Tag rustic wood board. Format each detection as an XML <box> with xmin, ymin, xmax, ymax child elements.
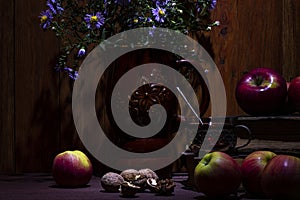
<box><xmin>237</xmin><ymin>139</ymin><xmax>300</xmax><ymax>157</ymax></box>
<box><xmin>0</xmin><ymin>0</ymin><xmax>15</xmax><ymax>173</ymax></box>
<box><xmin>14</xmin><ymin>0</ymin><xmax>60</xmax><ymax>172</ymax></box>
<box><xmin>234</xmin><ymin>115</ymin><xmax>300</xmax><ymax>141</ymax></box>
<box><xmin>210</xmin><ymin>0</ymin><xmax>300</xmax><ymax>116</ymax></box>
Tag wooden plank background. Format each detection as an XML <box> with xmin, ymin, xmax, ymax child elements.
<box><xmin>14</xmin><ymin>0</ymin><xmax>61</xmax><ymax>173</ymax></box>
<box><xmin>210</xmin><ymin>0</ymin><xmax>300</xmax><ymax>115</ymax></box>
<box><xmin>0</xmin><ymin>0</ymin><xmax>15</xmax><ymax>173</ymax></box>
<box><xmin>0</xmin><ymin>0</ymin><xmax>299</xmax><ymax>173</ymax></box>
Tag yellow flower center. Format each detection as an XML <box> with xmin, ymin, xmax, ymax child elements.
<box><xmin>40</xmin><ymin>15</ymin><xmax>48</xmax><ymax>23</ymax></box>
<box><xmin>90</xmin><ymin>16</ymin><xmax>98</xmax><ymax>23</ymax></box>
<box><xmin>133</xmin><ymin>18</ymin><xmax>138</xmax><ymax>23</ymax></box>
<box><xmin>159</xmin><ymin>9</ymin><xmax>165</xmax><ymax>16</ymax></box>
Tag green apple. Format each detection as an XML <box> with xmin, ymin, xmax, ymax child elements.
<box><xmin>194</xmin><ymin>151</ymin><xmax>242</xmax><ymax>197</ymax></box>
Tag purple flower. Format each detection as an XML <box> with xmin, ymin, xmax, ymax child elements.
<box><xmin>46</xmin><ymin>0</ymin><xmax>64</xmax><ymax>15</ymax></box>
<box><xmin>39</xmin><ymin>10</ymin><xmax>53</xmax><ymax>30</ymax></box>
<box><xmin>196</xmin><ymin>0</ymin><xmax>217</xmax><ymax>12</ymax></box>
<box><xmin>56</xmin><ymin>66</ymin><xmax>79</xmax><ymax>80</ymax></box>
<box><xmin>84</xmin><ymin>12</ymin><xmax>105</xmax><ymax>29</ymax></box>
<box><xmin>115</xmin><ymin>0</ymin><xmax>131</xmax><ymax>6</ymax></box>
<box><xmin>68</xmin><ymin>70</ymin><xmax>79</xmax><ymax>80</ymax></box>
<box><xmin>77</xmin><ymin>48</ymin><xmax>86</xmax><ymax>57</ymax></box>
<box><xmin>152</xmin><ymin>6</ymin><xmax>166</xmax><ymax>23</ymax></box>
<box><xmin>153</xmin><ymin>0</ymin><xmax>169</xmax><ymax>7</ymax></box>
<box><xmin>210</xmin><ymin>0</ymin><xmax>217</xmax><ymax>9</ymax></box>
<box><xmin>149</xmin><ymin>26</ymin><xmax>156</xmax><ymax>37</ymax></box>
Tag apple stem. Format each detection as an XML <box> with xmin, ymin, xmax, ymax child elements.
<box><xmin>203</xmin><ymin>154</ymin><xmax>212</xmax><ymax>165</ymax></box>
<box><xmin>255</xmin><ymin>76</ymin><xmax>264</xmax><ymax>86</ymax></box>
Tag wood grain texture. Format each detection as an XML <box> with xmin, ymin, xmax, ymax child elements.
<box><xmin>235</xmin><ymin>115</ymin><xmax>300</xmax><ymax>141</ymax></box>
<box><xmin>0</xmin><ymin>0</ymin><xmax>300</xmax><ymax>173</ymax></box>
<box><xmin>210</xmin><ymin>0</ymin><xmax>299</xmax><ymax>115</ymax></box>
<box><xmin>58</xmin><ymin>69</ymin><xmax>106</xmax><ymax>174</ymax></box>
<box><xmin>0</xmin><ymin>0</ymin><xmax>15</xmax><ymax>173</ymax></box>
<box><xmin>59</xmin><ymin>76</ymin><xmax>85</xmax><ymax>151</ymax></box>
<box><xmin>14</xmin><ymin>0</ymin><xmax>60</xmax><ymax>172</ymax></box>
<box><xmin>282</xmin><ymin>0</ymin><xmax>300</xmax><ymax>81</ymax></box>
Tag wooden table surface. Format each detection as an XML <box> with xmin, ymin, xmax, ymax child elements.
<box><xmin>0</xmin><ymin>173</ymin><xmax>273</xmax><ymax>200</ymax></box>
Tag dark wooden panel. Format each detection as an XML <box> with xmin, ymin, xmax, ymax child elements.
<box><xmin>235</xmin><ymin>115</ymin><xmax>300</xmax><ymax>141</ymax></box>
<box><xmin>0</xmin><ymin>0</ymin><xmax>15</xmax><ymax>173</ymax></box>
<box><xmin>59</xmin><ymin>76</ymin><xmax>111</xmax><ymax>175</ymax></box>
<box><xmin>210</xmin><ymin>0</ymin><xmax>297</xmax><ymax>116</ymax></box>
<box><xmin>210</xmin><ymin>0</ymin><xmax>240</xmax><ymax>116</ymax></box>
<box><xmin>59</xmin><ymin>76</ymin><xmax>84</xmax><ymax>151</ymax></box>
<box><xmin>14</xmin><ymin>0</ymin><xmax>60</xmax><ymax>172</ymax></box>
<box><xmin>282</xmin><ymin>0</ymin><xmax>300</xmax><ymax>80</ymax></box>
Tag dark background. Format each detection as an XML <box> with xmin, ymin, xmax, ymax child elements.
<box><xmin>0</xmin><ymin>0</ymin><xmax>299</xmax><ymax>174</ymax></box>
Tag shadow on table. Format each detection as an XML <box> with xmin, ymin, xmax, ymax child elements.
<box><xmin>49</xmin><ymin>184</ymin><xmax>91</xmax><ymax>189</ymax></box>
<box><xmin>193</xmin><ymin>195</ymin><xmax>241</xmax><ymax>200</ymax></box>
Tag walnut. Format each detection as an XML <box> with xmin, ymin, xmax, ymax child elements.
<box><xmin>120</xmin><ymin>169</ymin><xmax>146</xmax><ymax>190</ymax></box>
<box><xmin>120</xmin><ymin>169</ymin><xmax>140</xmax><ymax>182</ymax></box>
<box><xmin>100</xmin><ymin>172</ymin><xmax>124</xmax><ymax>192</ymax></box>
<box><xmin>139</xmin><ymin>168</ymin><xmax>159</xmax><ymax>180</ymax></box>
<box><xmin>119</xmin><ymin>181</ymin><xmax>140</xmax><ymax>197</ymax></box>
<box><xmin>147</xmin><ymin>178</ymin><xmax>176</xmax><ymax>195</ymax></box>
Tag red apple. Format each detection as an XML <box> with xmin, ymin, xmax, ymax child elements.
<box><xmin>261</xmin><ymin>154</ymin><xmax>300</xmax><ymax>199</ymax></box>
<box><xmin>240</xmin><ymin>151</ymin><xmax>277</xmax><ymax>196</ymax></box>
<box><xmin>235</xmin><ymin>68</ymin><xmax>287</xmax><ymax>115</ymax></box>
<box><xmin>52</xmin><ymin>150</ymin><xmax>93</xmax><ymax>187</ymax></box>
<box><xmin>194</xmin><ymin>151</ymin><xmax>242</xmax><ymax>198</ymax></box>
<box><xmin>288</xmin><ymin>76</ymin><xmax>300</xmax><ymax>112</ymax></box>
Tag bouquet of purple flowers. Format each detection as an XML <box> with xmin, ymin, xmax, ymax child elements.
<box><xmin>39</xmin><ymin>0</ymin><xmax>218</xmax><ymax>79</ymax></box>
